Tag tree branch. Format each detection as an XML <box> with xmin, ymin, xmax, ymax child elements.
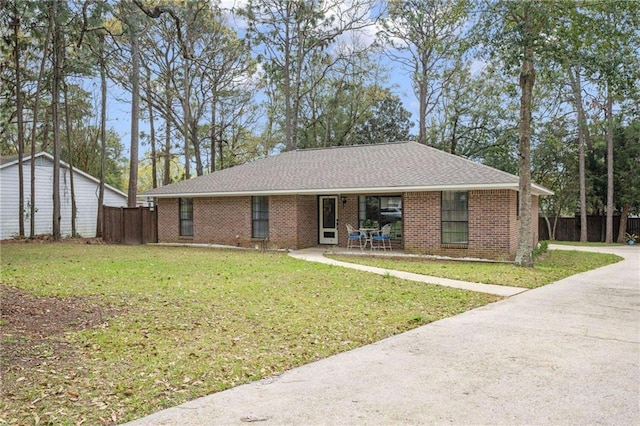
<box><xmin>131</xmin><ymin>0</ymin><xmax>192</xmax><ymax>59</ymax></box>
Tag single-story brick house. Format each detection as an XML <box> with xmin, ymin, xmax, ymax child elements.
<box><xmin>142</xmin><ymin>141</ymin><xmax>552</xmax><ymax>260</ymax></box>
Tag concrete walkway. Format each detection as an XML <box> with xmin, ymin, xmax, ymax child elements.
<box><xmin>289</xmin><ymin>247</ymin><xmax>526</xmax><ymax>297</ymax></box>
<box><xmin>125</xmin><ymin>244</ymin><xmax>639</xmax><ymax>425</ymax></box>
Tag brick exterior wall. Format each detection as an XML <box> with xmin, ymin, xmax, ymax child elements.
<box><xmin>197</xmin><ymin>197</ymin><xmax>251</xmax><ymax>246</ymax></box>
<box><xmin>402</xmin><ymin>190</ymin><xmax>521</xmax><ymax>260</ymax></box>
<box><xmin>157</xmin><ymin>195</ymin><xmax>320</xmax><ymax>250</ymax></box>
<box><xmin>403</xmin><ymin>191</ymin><xmax>441</xmax><ymax>253</ymax></box>
<box><xmin>469</xmin><ymin>190</ymin><xmax>517</xmax><ymax>261</ymax></box>
<box><xmin>296</xmin><ymin>195</ymin><xmax>318</xmax><ymax>249</ymax></box>
<box><xmin>156</xmin><ymin>190</ymin><xmax>535</xmax><ymax>260</ymax></box>
<box><xmin>339</xmin><ymin>195</ymin><xmax>360</xmax><ymax>247</ymax></box>
<box><xmin>531</xmin><ymin>195</ymin><xmax>539</xmax><ymax>244</ymax></box>
<box><xmin>157</xmin><ymin>198</ymin><xmax>180</xmax><ymax>242</ymax></box>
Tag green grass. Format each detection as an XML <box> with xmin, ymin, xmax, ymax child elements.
<box><xmin>0</xmin><ymin>244</ymin><xmax>499</xmax><ymax>425</ymax></box>
<box><xmin>328</xmin><ymin>249</ymin><xmax>621</xmax><ymax>288</ymax></box>
<box><xmin>548</xmin><ymin>240</ymin><xmax>625</xmax><ymax>247</ymax></box>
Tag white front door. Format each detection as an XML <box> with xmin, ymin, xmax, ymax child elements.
<box><xmin>319</xmin><ymin>196</ymin><xmax>338</xmax><ymax>244</ymax></box>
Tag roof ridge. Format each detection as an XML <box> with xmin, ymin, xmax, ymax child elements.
<box><xmin>294</xmin><ymin>141</ymin><xmax>410</xmax><ymax>152</ymax></box>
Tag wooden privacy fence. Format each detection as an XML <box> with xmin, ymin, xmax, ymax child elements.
<box><xmin>539</xmin><ymin>215</ymin><xmax>640</xmax><ymax>242</ymax></box>
<box><xmin>103</xmin><ymin>206</ymin><xmax>157</xmax><ymax>244</ymax></box>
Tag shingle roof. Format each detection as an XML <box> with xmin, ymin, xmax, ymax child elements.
<box><xmin>142</xmin><ymin>141</ymin><xmax>552</xmax><ymax>198</ymax></box>
<box><xmin>0</xmin><ymin>154</ymin><xmax>20</xmax><ymax>165</ymax></box>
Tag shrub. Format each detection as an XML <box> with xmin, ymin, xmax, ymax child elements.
<box><xmin>533</xmin><ymin>240</ymin><xmax>549</xmax><ymax>258</ymax></box>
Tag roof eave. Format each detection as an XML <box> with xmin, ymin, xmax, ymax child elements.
<box><xmin>1</xmin><ymin>152</ymin><xmax>128</xmax><ymax>199</ymax></box>
<box><xmin>140</xmin><ymin>182</ymin><xmax>555</xmax><ymax>199</ymax></box>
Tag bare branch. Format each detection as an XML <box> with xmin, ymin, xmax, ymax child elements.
<box><xmin>131</xmin><ymin>0</ymin><xmax>192</xmax><ymax>59</ymax></box>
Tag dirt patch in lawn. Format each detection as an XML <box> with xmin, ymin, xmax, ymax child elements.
<box><xmin>0</xmin><ymin>285</ymin><xmax>115</xmax><ymax>371</ymax></box>
<box><xmin>2</xmin><ymin>234</ymin><xmax>105</xmax><ymax>244</ymax></box>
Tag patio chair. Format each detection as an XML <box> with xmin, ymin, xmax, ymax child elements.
<box><xmin>371</xmin><ymin>223</ymin><xmax>392</xmax><ymax>251</ymax></box>
<box><xmin>346</xmin><ymin>224</ymin><xmax>365</xmax><ymax>249</ymax></box>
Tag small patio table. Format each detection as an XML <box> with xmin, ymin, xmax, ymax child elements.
<box><xmin>359</xmin><ymin>227</ymin><xmax>378</xmax><ymax>250</ymax></box>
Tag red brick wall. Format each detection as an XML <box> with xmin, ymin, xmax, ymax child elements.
<box><xmin>197</xmin><ymin>197</ymin><xmax>251</xmax><ymax>246</ymax></box>
<box><xmin>469</xmin><ymin>190</ymin><xmax>516</xmax><ymax>260</ymax></box>
<box><xmin>402</xmin><ymin>190</ymin><xmax>519</xmax><ymax>260</ymax></box>
<box><xmin>157</xmin><ymin>196</ymin><xmax>251</xmax><ymax>247</ymax></box>
<box><xmin>296</xmin><ymin>195</ymin><xmax>318</xmax><ymax>248</ymax></box>
<box><xmin>531</xmin><ymin>195</ymin><xmax>539</xmax><ymax>245</ymax></box>
<box><xmin>403</xmin><ymin>192</ymin><xmax>441</xmax><ymax>253</ymax></box>
<box><xmin>270</xmin><ymin>196</ymin><xmax>298</xmax><ymax>249</ymax></box>
<box><xmin>157</xmin><ymin>198</ymin><xmax>180</xmax><ymax>241</ymax></box>
<box><xmin>338</xmin><ymin>195</ymin><xmax>360</xmax><ymax>247</ymax></box>
<box><xmin>156</xmin><ymin>190</ymin><xmax>526</xmax><ymax>259</ymax></box>
<box><xmin>157</xmin><ymin>195</ymin><xmax>319</xmax><ymax>250</ymax></box>
<box><xmin>509</xmin><ymin>191</ymin><xmax>519</xmax><ymax>255</ymax></box>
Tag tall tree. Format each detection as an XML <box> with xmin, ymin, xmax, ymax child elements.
<box><xmin>564</xmin><ymin>65</ymin><xmax>591</xmax><ymax>241</ymax></box>
<box><xmin>63</xmin><ymin>82</ymin><xmax>78</xmax><ymax>236</ymax></box>
<box><xmin>126</xmin><ymin>1</ymin><xmax>140</xmax><ymax>206</ymax></box>
<box><xmin>49</xmin><ymin>0</ymin><xmax>63</xmax><ymax>240</ymax></box>
<box><xmin>555</xmin><ymin>1</ymin><xmax>640</xmax><ymax>241</ymax></box>
<box><xmin>379</xmin><ymin>0</ymin><xmax>471</xmax><ymax>144</ymax></box>
<box><xmin>352</xmin><ymin>88</ymin><xmax>414</xmax><ymax>145</ymax></box>
<box><xmin>479</xmin><ymin>0</ymin><xmax>551</xmax><ymax>267</ymax></box>
<box><xmin>96</xmin><ymin>31</ymin><xmax>108</xmax><ymax>237</ymax></box>
<box><xmin>28</xmin><ymin>15</ymin><xmax>51</xmax><ymax>238</ymax></box>
<box><xmin>238</xmin><ymin>0</ymin><xmax>376</xmax><ymax>151</ymax></box>
<box><xmin>10</xmin><ymin>3</ymin><xmax>25</xmax><ymax>237</ymax></box>
<box><xmin>426</xmin><ymin>62</ymin><xmax>520</xmax><ymax>167</ymax></box>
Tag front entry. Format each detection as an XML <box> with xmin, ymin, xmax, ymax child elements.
<box><xmin>319</xmin><ymin>196</ymin><xmax>338</xmax><ymax>244</ymax></box>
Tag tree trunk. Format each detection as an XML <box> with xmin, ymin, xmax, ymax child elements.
<box><xmin>218</xmin><ymin>123</ymin><xmax>225</xmax><ymax>170</ymax></box>
<box><xmin>51</xmin><ymin>0</ymin><xmax>62</xmax><ymax>240</ymax></box>
<box><xmin>418</xmin><ymin>54</ymin><xmax>428</xmax><ymax>145</ymax></box>
<box><xmin>191</xmin><ymin>118</ymin><xmax>202</xmax><ymax>176</ymax></box>
<box><xmin>552</xmin><ymin>213</ymin><xmax>560</xmax><ymax>241</ymax></box>
<box><xmin>567</xmin><ymin>66</ymin><xmax>589</xmax><ymax>242</ymax></box>
<box><xmin>210</xmin><ymin>94</ymin><xmax>216</xmax><ymax>172</ymax></box>
<box><xmin>616</xmin><ymin>204</ymin><xmax>629</xmax><ymax>243</ymax></box>
<box><xmin>29</xmin><ymin>26</ymin><xmax>49</xmax><ymax>238</ymax></box>
<box><xmin>12</xmin><ymin>8</ymin><xmax>25</xmax><ymax>237</ymax></box>
<box><xmin>64</xmin><ymin>82</ymin><xmax>77</xmax><ymax>237</ymax></box>
<box><xmin>163</xmin><ymin>79</ymin><xmax>172</xmax><ymax>186</ymax></box>
<box><xmin>182</xmin><ymin>59</ymin><xmax>191</xmax><ymax>180</ymax></box>
<box><xmin>283</xmin><ymin>8</ymin><xmax>294</xmax><ymax>151</ymax></box>
<box><xmin>127</xmin><ymin>5</ymin><xmax>140</xmax><ymax>207</ymax></box>
<box><xmin>605</xmin><ymin>86</ymin><xmax>614</xmax><ymax>243</ymax></box>
<box><xmin>514</xmin><ymin>21</ymin><xmax>535</xmax><ymax>267</ymax></box>
<box><xmin>147</xmin><ymin>68</ymin><xmax>158</xmax><ymax>189</ymax></box>
<box><xmin>543</xmin><ymin>214</ymin><xmax>552</xmax><ymax>241</ymax></box>
<box><xmin>96</xmin><ymin>33</ymin><xmax>107</xmax><ymax>237</ymax></box>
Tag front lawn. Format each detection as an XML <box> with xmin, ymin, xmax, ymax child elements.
<box><xmin>0</xmin><ymin>243</ymin><xmax>498</xmax><ymax>425</ymax></box>
<box><xmin>548</xmin><ymin>240</ymin><xmax>625</xmax><ymax>247</ymax></box>
<box><xmin>328</xmin><ymin>249</ymin><xmax>621</xmax><ymax>288</ymax></box>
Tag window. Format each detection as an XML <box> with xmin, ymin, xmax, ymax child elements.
<box><xmin>358</xmin><ymin>195</ymin><xmax>402</xmax><ymax>238</ymax></box>
<box><xmin>441</xmin><ymin>192</ymin><xmax>468</xmax><ymax>244</ymax></box>
<box><xmin>252</xmin><ymin>196</ymin><xmax>269</xmax><ymax>239</ymax></box>
<box><xmin>179</xmin><ymin>198</ymin><xmax>193</xmax><ymax>236</ymax></box>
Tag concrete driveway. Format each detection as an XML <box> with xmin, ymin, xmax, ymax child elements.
<box><xmin>125</xmin><ymin>245</ymin><xmax>639</xmax><ymax>425</ymax></box>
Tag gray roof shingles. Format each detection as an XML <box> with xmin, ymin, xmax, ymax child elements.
<box><xmin>143</xmin><ymin>141</ymin><xmax>551</xmax><ymax>197</ymax></box>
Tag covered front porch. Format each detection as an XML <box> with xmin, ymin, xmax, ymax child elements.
<box><xmin>318</xmin><ymin>194</ymin><xmax>404</xmax><ymax>251</ymax></box>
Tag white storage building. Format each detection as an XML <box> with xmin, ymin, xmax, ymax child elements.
<box><xmin>0</xmin><ymin>152</ymin><xmax>127</xmax><ymax>239</ymax></box>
